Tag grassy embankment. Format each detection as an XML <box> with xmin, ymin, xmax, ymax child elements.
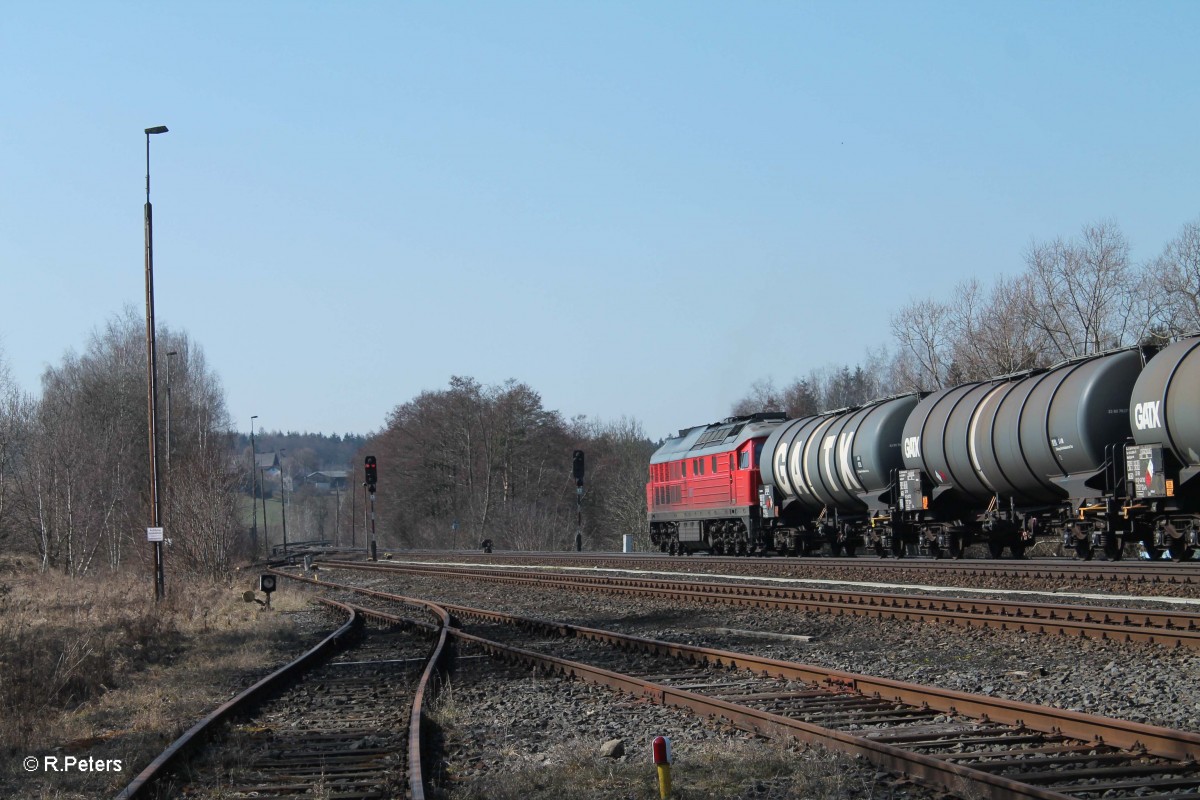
<box><xmin>0</xmin><ymin>557</ymin><xmax>324</xmax><ymax>799</ymax></box>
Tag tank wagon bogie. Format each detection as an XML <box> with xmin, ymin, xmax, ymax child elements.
<box><xmin>647</xmin><ymin>336</ymin><xmax>1200</xmax><ymax>561</ymax></box>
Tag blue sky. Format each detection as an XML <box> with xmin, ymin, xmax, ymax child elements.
<box><xmin>1</xmin><ymin>2</ymin><xmax>1196</xmax><ymax>442</ymax></box>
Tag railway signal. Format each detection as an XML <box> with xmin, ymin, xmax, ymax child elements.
<box><xmin>572</xmin><ymin>450</ymin><xmax>585</xmax><ymax>487</ymax></box>
<box><xmin>259</xmin><ymin>574</ymin><xmax>277</xmax><ymax>609</ymax></box>
<box><xmin>572</xmin><ymin>450</ymin><xmax>584</xmax><ymax>552</ymax></box>
<box><xmin>365</xmin><ymin>455</ymin><xmax>377</xmax><ymax>492</ymax></box>
<box><xmin>365</xmin><ymin>456</ymin><xmax>378</xmax><ymax>561</ymax></box>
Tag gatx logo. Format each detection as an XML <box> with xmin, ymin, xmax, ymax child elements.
<box><xmin>1133</xmin><ymin>401</ymin><xmax>1162</xmax><ymax>431</ymax></box>
<box><xmin>902</xmin><ymin>436</ymin><xmax>921</xmax><ymax>460</ymax></box>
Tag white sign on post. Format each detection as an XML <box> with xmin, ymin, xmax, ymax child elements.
<box><xmin>147</xmin><ymin>527</ymin><xmax>164</xmax><ymax>542</ymax></box>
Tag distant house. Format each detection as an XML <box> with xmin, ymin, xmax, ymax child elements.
<box><xmin>305</xmin><ymin>470</ymin><xmax>349</xmax><ymax>492</ymax></box>
<box><xmin>254</xmin><ymin>452</ymin><xmax>285</xmax><ymax>495</ymax></box>
<box><xmin>255</xmin><ymin>452</ymin><xmax>280</xmax><ymax>472</ymax></box>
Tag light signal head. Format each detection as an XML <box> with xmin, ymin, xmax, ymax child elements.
<box><xmin>572</xmin><ymin>450</ymin><xmax>585</xmax><ymax>486</ymax></box>
<box><xmin>365</xmin><ymin>455</ymin><xmax>378</xmax><ymax>488</ymax></box>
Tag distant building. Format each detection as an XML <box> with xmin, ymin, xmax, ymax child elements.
<box><xmin>255</xmin><ymin>452</ymin><xmax>280</xmax><ymax>472</ymax></box>
<box><xmin>304</xmin><ymin>470</ymin><xmax>349</xmax><ymax>492</ymax></box>
<box><xmin>254</xmin><ymin>452</ymin><xmax>285</xmax><ymax>495</ymax></box>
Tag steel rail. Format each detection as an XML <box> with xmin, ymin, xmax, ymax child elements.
<box><xmin>307</xmin><ymin>593</ymin><xmax>1069</xmax><ymax>800</ymax></box>
<box><xmin>293</xmin><ymin>571</ymin><xmax>1200</xmax><ymax>799</ymax></box>
<box><xmin>435</xmin><ymin>601</ymin><xmax>1200</xmax><ymax>763</ymax></box>
<box><xmin>274</xmin><ymin>570</ymin><xmax>451</xmax><ymax>800</ymax></box>
<box><xmin>318</xmin><ymin>559</ymin><xmax>1200</xmax><ymax>649</ymax></box>
<box><xmin>447</xmin><ymin>627</ymin><xmax>1076</xmax><ymax>800</ymax></box>
<box><xmin>394</xmin><ymin>550</ymin><xmax>1200</xmax><ymax>585</ymax></box>
<box><xmin>115</xmin><ymin>598</ymin><xmax>359</xmax><ymax>800</ymax></box>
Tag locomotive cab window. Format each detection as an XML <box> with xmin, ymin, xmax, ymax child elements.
<box><xmin>738</xmin><ymin>450</ymin><xmax>749</xmax><ymax>470</ymax></box>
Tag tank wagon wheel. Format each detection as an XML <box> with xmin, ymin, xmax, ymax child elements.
<box><xmin>1168</xmin><ymin>543</ymin><xmax>1195</xmax><ymax>561</ymax></box>
<box><xmin>949</xmin><ymin>535</ymin><xmax>965</xmax><ymax>559</ymax></box>
<box><xmin>1102</xmin><ymin>534</ymin><xmax>1124</xmax><ymax>561</ymax></box>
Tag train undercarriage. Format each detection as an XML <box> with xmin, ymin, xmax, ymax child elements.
<box><xmin>650</xmin><ymin>504</ymin><xmax>1199</xmax><ymax>560</ymax></box>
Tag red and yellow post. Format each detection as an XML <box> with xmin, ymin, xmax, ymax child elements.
<box><xmin>652</xmin><ymin>735</ymin><xmax>673</xmax><ymax>798</ymax></box>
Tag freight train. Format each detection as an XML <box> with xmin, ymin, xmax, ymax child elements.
<box><xmin>646</xmin><ymin>336</ymin><xmax>1200</xmax><ymax>560</ymax></box>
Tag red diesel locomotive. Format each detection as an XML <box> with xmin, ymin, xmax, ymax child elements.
<box><xmin>646</xmin><ymin>412</ymin><xmax>785</xmax><ymax>555</ymax></box>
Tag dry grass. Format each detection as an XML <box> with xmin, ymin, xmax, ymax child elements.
<box><xmin>427</xmin><ymin>679</ymin><xmax>921</xmax><ymax>800</ymax></box>
<box><xmin>0</xmin><ymin>557</ymin><xmax>320</xmax><ymax>800</ymax></box>
<box><xmin>441</xmin><ymin>737</ymin><xmax>898</xmax><ymax>799</ymax></box>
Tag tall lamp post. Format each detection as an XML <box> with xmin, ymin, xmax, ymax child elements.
<box><xmin>143</xmin><ymin>124</ymin><xmax>169</xmax><ymax>602</ymax></box>
<box><xmin>279</xmin><ymin>448</ymin><xmax>289</xmax><ymax>556</ymax></box>
<box><xmin>250</xmin><ymin>415</ymin><xmax>259</xmax><ymax>557</ymax></box>
<box><xmin>260</xmin><ymin>466</ymin><xmax>270</xmax><ymax>556</ymax></box>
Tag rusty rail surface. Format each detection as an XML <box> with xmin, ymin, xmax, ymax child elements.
<box><xmin>115</xmin><ymin>598</ymin><xmax>359</xmax><ymax>800</ymax></box>
<box><xmin>276</xmin><ymin>569</ymin><xmax>451</xmax><ymax>800</ymax></box>
<box><xmin>118</xmin><ymin>578</ymin><xmax>450</xmax><ymax>800</ymax></box>
<box><xmin>318</xmin><ymin>559</ymin><xmax>1200</xmax><ymax>649</ymax></box>
<box><xmin>391</xmin><ymin>549</ymin><xmax>1200</xmax><ymax>585</ymax></box>
<box><xmin>295</xmin><ymin>570</ymin><xmax>1200</xmax><ymax>800</ymax></box>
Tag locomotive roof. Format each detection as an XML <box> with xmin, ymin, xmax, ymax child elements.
<box><xmin>650</xmin><ymin>412</ymin><xmax>786</xmax><ymax>464</ymax></box>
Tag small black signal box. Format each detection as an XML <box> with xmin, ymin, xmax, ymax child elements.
<box><xmin>365</xmin><ymin>455</ymin><xmax>378</xmax><ymax>491</ymax></box>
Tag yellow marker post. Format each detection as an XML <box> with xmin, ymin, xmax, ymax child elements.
<box><xmin>652</xmin><ymin>735</ymin><xmax>672</xmax><ymax>798</ymax></box>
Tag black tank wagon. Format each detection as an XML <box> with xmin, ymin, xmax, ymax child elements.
<box><xmin>650</xmin><ymin>335</ymin><xmax>1200</xmax><ymax>560</ymax></box>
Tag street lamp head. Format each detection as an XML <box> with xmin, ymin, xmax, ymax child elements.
<box><xmin>167</xmin><ymin>350</ymin><xmax>178</xmax><ymax>357</ymax></box>
<box><xmin>145</xmin><ymin>126</ymin><xmax>169</xmax><ymax>135</ymax></box>
<box><xmin>251</xmin><ymin>415</ymin><xmax>258</xmax><ymax>420</ymax></box>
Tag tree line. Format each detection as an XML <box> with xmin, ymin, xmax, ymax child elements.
<box><xmin>0</xmin><ymin>308</ymin><xmax>242</xmax><ymax>579</ymax></box>
<box><xmin>735</xmin><ymin>217</ymin><xmax>1200</xmax><ymax>414</ymax></box>
<box><xmin>362</xmin><ymin>376</ymin><xmax>655</xmax><ymax>553</ymax></box>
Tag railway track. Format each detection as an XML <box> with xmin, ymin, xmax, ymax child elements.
<box><xmin>116</xmin><ymin>596</ymin><xmax>448</xmax><ymax>800</ymax></box>
<box><xmin>286</xmin><ymin>569</ymin><xmax>1200</xmax><ymax>800</ymax></box>
<box><xmin>316</xmin><ymin>559</ymin><xmax>1200</xmax><ymax>650</ymax></box>
<box><xmin>382</xmin><ymin>549</ymin><xmax>1200</xmax><ymax>587</ymax></box>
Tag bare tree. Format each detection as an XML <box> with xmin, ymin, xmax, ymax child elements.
<box><xmin>0</xmin><ymin>351</ymin><xmax>28</xmax><ymax>548</ymax></box>
<box><xmin>372</xmin><ymin>377</ymin><xmax>574</xmax><ymax>551</ymax></box>
<box><xmin>730</xmin><ymin>378</ymin><xmax>783</xmax><ymax>417</ymax></box>
<box><xmin>11</xmin><ymin>309</ymin><xmax>237</xmax><ymax>578</ymax></box>
<box><xmin>890</xmin><ymin>297</ymin><xmax>954</xmax><ymax>391</ymax></box>
<box><xmin>1154</xmin><ymin>218</ymin><xmax>1200</xmax><ymax>334</ymax></box>
<box><xmin>945</xmin><ymin>274</ymin><xmax>1048</xmax><ymax>380</ymax></box>
<box><xmin>1022</xmin><ymin>220</ymin><xmax>1146</xmax><ymax>359</ymax></box>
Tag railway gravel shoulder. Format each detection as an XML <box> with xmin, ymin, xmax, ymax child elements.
<box><xmin>316</xmin><ymin>565</ymin><xmax>1200</xmax><ymax>735</ymax></box>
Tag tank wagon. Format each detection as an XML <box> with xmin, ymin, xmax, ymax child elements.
<box><xmin>757</xmin><ymin>394</ymin><xmax>918</xmax><ymax>556</ymax></box>
<box><xmin>1124</xmin><ymin>337</ymin><xmax>1200</xmax><ymax>559</ymax></box>
<box><xmin>646</xmin><ymin>336</ymin><xmax>1200</xmax><ymax>560</ymax></box>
